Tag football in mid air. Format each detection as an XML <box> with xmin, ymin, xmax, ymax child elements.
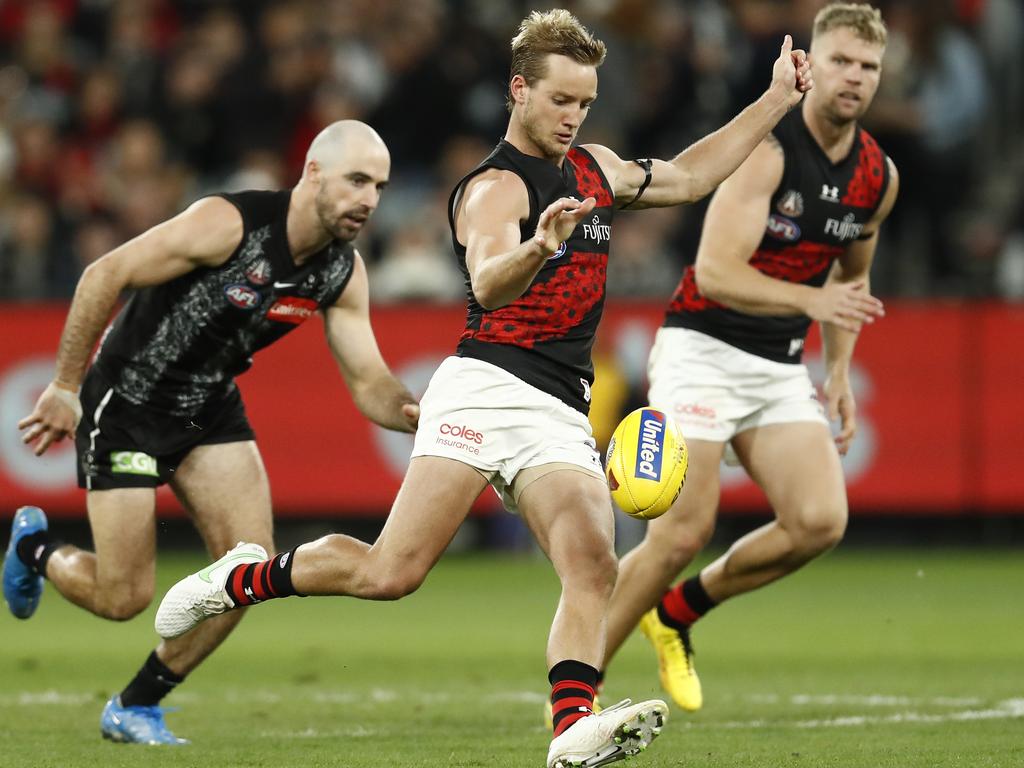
<box><xmin>605</xmin><ymin>407</ymin><xmax>688</xmax><ymax>520</ymax></box>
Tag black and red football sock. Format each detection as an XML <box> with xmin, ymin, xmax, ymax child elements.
<box><xmin>659</xmin><ymin>574</ymin><xmax>717</xmax><ymax>630</ymax></box>
<box><xmin>223</xmin><ymin>549</ymin><xmax>301</xmax><ymax>606</ymax></box>
<box><xmin>549</xmin><ymin>659</ymin><xmax>598</xmax><ymax>736</ymax></box>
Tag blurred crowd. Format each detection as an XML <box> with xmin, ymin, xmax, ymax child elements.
<box><xmin>0</xmin><ymin>0</ymin><xmax>1021</xmax><ymax>303</ymax></box>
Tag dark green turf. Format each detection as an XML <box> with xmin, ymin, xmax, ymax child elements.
<box><xmin>1</xmin><ymin>548</ymin><xmax>1021</xmax><ymax>767</ymax></box>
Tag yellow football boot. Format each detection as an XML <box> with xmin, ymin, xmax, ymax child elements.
<box><xmin>639</xmin><ymin>608</ymin><xmax>702</xmax><ymax>711</ymax></box>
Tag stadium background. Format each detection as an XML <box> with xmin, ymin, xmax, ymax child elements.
<box><xmin>1</xmin><ymin>0</ymin><xmax>1021</xmax><ymax>543</ymax></box>
<box><xmin>0</xmin><ymin>3</ymin><xmax>1022</xmax><ymax>767</ymax></box>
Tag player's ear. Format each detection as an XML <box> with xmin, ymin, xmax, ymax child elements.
<box><xmin>305</xmin><ymin>160</ymin><xmax>322</xmax><ymax>186</ymax></box>
<box><xmin>510</xmin><ymin>74</ymin><xmax>528</xmax><ymax>107</ymax></box>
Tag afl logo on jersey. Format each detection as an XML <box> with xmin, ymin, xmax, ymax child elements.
<box><xmin>548</xmin><ymin>241</ymin><xmax>568</xmax><ymax>261</ymax></box>
<box><xmin>225</xmin><ymin>284</ymin><xmax>261</xmax><ymax>310</ymax></box>
<box><xmin>766</xmin><ymin>214</ymin><xmax>801</xmax><ymax>242</ymax></box>
<box><xmin>776</xmin><ymin>190</ymin><xmax>804</xmax><ymax>217</ymax></box>
<box><xmin>245</xmin><ymin>258</ymin><xmax>272</xmax><ymax>285</ymax></box>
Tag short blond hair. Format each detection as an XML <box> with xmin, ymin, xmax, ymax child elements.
<box><xmin>812</xmin><ymin>2</ymin><xmax>887</xmax><ymax>48</ymax></box>
<box><xmin>507</xmin><ymin>9</ymin><xmax>607</xmax><ymax>112</ymax></box>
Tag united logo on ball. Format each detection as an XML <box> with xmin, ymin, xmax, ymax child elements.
<box><xmin>605</xmin><ymin>407</ymin><xmax>688</xmax><ymax>520</ymax></box>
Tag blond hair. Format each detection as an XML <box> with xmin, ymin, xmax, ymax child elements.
<box><xmin>507</xmin><ymin>9</ymin><xmax>607</xmax><ymax>111</ymax></box>
<box><xmin>812</xmin><ymin>2</ymin><xmax>888</xmax><ymax>47</ymax></box>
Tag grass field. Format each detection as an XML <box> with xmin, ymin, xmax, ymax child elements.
<box><xmin>1</xmin><ymin>547</ymin><xmax>1022</xmax><ymax>767</ymax></box>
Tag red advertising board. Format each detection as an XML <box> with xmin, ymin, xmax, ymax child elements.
<box><xmin>0</xmin><ymin>302</ymin><xmax>1021</xmax><ymax>517</ymax></box>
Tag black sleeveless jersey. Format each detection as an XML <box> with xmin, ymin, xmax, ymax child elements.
<box><xmin>92</xmin><ymin>190</ymin><xmax>356</xmax><ymax>416</ymax></box>
<box><xmin>448</xmin><ymin>140</ymin><xmax>615</xmax><ymax>414</ymax></box>
<box><xmin>664</xmin><ymin>109</ymin><xmax>890</xmax><ymax>363</ymax></box>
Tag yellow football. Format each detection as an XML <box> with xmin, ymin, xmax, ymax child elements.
<box><xmin>606</xmin><ymin>407</ymin><xmax>688</xmax><ymax>520</ymax></box>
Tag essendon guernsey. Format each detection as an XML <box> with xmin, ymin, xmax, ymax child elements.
<box><xmin>665</xmin><ymin>109</ymin><xmax>890</xmax><ymax>363</ymax></box>
<box><xmin>448</xmin><ymin>141</ymin><xmax>615</xmax><ymax>413</ymax></box>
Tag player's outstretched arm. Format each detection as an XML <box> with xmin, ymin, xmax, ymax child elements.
<box><xmin>323</xmin><ymin>252</ymin><xmax>418</xmax><ymax>432</ymax></box>
<box><xmin>587</xmin><ymin>35</ymin><xmax>812</xmax><ymax>209</ymax></box>
<box><xmin>460</xmin><ymin>169</ymin><xmax>595</xmax><ymax>309</ymax></box>
<box><xmin>18</xmin><ymin>197</ymin><xmax>243</xmax><ymax>456</ymax></box>
<box><xmin>821</xmin><ymin>157</ymin><xmax>899</xmax><ymax>454</ymax></box>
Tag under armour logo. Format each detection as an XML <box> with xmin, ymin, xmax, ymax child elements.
<box><xmin>820</xmin><ymin>184</ymin><xmax>840</xmax><ymax>203</ymax></box>
<box><xmin>580</xmin><ymin>378</ymin><xmax>592</xmax><ymax>403</ymax></box>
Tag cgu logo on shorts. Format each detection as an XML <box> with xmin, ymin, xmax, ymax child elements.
<box><xmin>439</xmin><ymin>423</ymin><xmax>484</xmax><ymax>444</ymax></box>
<box><xmin>634</xmin><ymin>409</ymin><xmax>665</xmax><ymax>482</ymax></box>
<box><xmin>110</xmin><ymin>451</ymin><xmax>158</xmax><ymax>477</ymax></box>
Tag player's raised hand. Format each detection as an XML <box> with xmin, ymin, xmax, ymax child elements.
<box><xmin>770</xmin><ymin>35</ymin><xmax>813</xmax><ymax>108</ymax></box>
<box><xmin>18</xmin><ymin>381</ymin><xmax>83</xmax><ymax>456</ymax></box>
<box><xmin>806</xmin><ymin>281</ymin><xmax>884</xmax><ymax>333</ymax></box>
<box><xmin>824</xmin><ymin>373</ymin><xmax>857</xmax><ymax>455</ymax></box>
<box><xmin>533</xmin><ymin>196</ymin><xmax>596</xmax><ymax>256</ymax></box>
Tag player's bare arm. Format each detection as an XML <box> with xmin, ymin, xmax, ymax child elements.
<box><xmin>822</xmin><ymin>157</ymin><xmax>899</xmax><ymax>453</ymax></box>
<box><xmin>324</xmin><ymin>252</ymin><xmax>418</xmax><ymax>433</ymax></box>
<box><xmin>585</xmin><ymin>35</ymin><xmax>812</xmax><ymax>209</ymax></box>
<box><xmin>459</xmin><ymin>169</ymin><xmax>595</xmax><ymax>309</ymax></box>
<box><xmin>18</xmin><ymin>197</ymin><xmax>244</xmax><ymax>456</ymax></box>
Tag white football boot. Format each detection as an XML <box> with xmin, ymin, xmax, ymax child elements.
<box><xmin>155</xmin><ymin>542</ymin><xmax>267</xmax><ymax>639</ymax></box>
<box><xmin>546</xmin><ymin>698</ymin><xmax>668</xmax><ymax>768</ymax></box>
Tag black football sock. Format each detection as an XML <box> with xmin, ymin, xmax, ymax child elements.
<box><xmin>15</xmin><ymin>531</ymin><xmax>62</xmax><ymax>577</ymax></box>
<box><xmin>119</xmin><ymin>651</ymin><xmax>184</xmax><ymax>708</ymax></box>
<box><xmin>223</xmin><ymin>549</ymin><xmax>301</xmax><ymax>606</ymax></box>
<box><xmin>549</xmin><ymin>659</ymin><xmax>598</xmax><ymax>736</ymax></box>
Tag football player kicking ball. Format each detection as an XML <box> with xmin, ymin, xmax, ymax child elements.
<box><xmin>600</xmin><ymin>3</ymin><xmax>899</xmax><ymax>713</ymax></box>
<box><xmin>156</xmin><ymin>9</ymin><xmax>810</xmax><ymax>766</ymax></box>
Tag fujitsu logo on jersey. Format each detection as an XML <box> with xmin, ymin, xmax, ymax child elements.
<box><xmin>582</xmin><ymin>214</ymin><xmax>610</xmax><ymax>244</ymax></box>
<box><xmin>634</xmin><ymin>410</ymin><xmax>665</xmax><ymax>481</ymax></box>
<box><xmin>825</xmin><ymin>212</ymin><xmax>864</xmax><ymax>242</ymax></box>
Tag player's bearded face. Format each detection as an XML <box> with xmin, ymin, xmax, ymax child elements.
<box><xmin>315</xmin><ymin>180</ymin><xmax>372</xmax><ymax>241</ymax></box>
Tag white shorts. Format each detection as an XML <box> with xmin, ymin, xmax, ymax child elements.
<box><xmin>648</xmin><ymin>328</ymin><xmax>826</xmax><ymax>448</ymax></box>
<box><xmin>411</xmin><ymin>356</ymin><xmax>604</xmax><ymax>513</ymax></box>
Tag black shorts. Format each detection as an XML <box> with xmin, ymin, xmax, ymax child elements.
<box><xmin>75</xmin><ymin>369</ymin><xmax>256</xmax><ymax>490</ymax></box>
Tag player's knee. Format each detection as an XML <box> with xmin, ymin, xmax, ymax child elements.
<box><xmin>365</xmin><ymin>565</ymin><xmax>428</xmax><ymax>601</ymax></box>
<box><xmin>791</xmin><ymin>504</ymin><xmax>847</xmax><ymax>557</ymax></box>
<box><xmin>646</xmin><ymin>515</ymin><xmax>714</xmax><ymax>574</ymax></box>
<box><xmin>563</xmin><ymin>544</ymin><xmax>617</xmax><ymax>597</ymax></box>
<box><xmin>96</xmin><ymin>587</ymin><xmax>153</xmax><ymax>621</ymax></box>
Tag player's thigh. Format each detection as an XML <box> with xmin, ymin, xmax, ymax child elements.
<box><xmin>370</xmin><ymin>455</ymin><xmax>489</xmax><ymax>574</ymax></box>
<box><xmin>86</xmin><ymin>487</ymin><xmax>158</xmax><ymax>589</ymax></box>
<box><xmin>170</xmin><ymin>440</ymin><xmax>274</xmax><ymax>556</ymax></box>
<box><xmin>518</xmin><ymin>469</ymin><xmax>616</xmax><ymax>578</ymax></box>
<box><xmin>731</xmin><ymin>422</ymin><xmax>847</xmax><ymax>530</ymax></box>
<box><xmin>644</xmin><ymin>438</ymin><xmax>725</xmax><ymax>550</ymax></box>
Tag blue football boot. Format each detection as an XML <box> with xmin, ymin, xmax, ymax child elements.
<box><xmin>3</xmin><ymin>506</ymin><xmax>48</xmax><ymax>619</ymax></box>
<box><xmin>100</xmin><ymin>696</ymin><xmax>189</xmax><ymax>745</ymax></box>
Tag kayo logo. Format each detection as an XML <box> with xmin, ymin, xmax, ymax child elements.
<box><xmin>439</xmin><ymin>423</ymin><xmax>484</xmax><ymax>444</ymax></box>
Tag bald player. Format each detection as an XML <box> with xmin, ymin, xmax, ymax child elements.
<box><xmin>5</xmin><ymin>120</ymin><xmax>418</xmax><ymax>744</ymax></box>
